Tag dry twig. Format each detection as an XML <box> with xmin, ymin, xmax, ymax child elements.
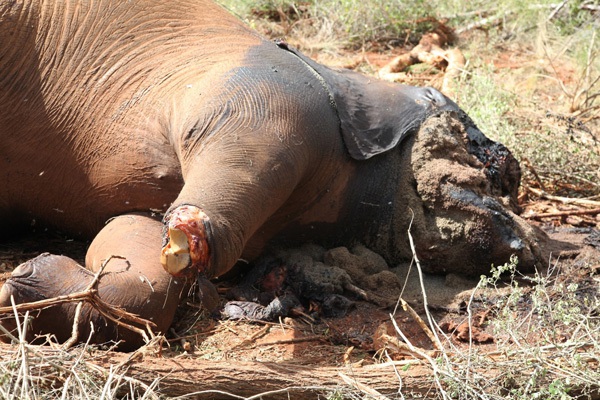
<box><xmin>526</xmin><ymin>187</ymin><xmax>600</xmax><ymax>207</ymax></box>
<box><xmin>526</xmin><ymin>208</ymin><xmax>600</xmax><ymax>219</ymax></box>
<box><xmin>0</xmin><ymin>256</ymin><xmax>156</xmax><ymax>344</ymax></box>
<box><xmin>339</xmin><ymin>372</ymin><xmax>390</xmax><ymax>400</ymax></box>
<box><xmin>400</xmin><ymin>298</ymin><xmax>440</xmax><ymax>351</ymax></box>
<box><xmin>257</xmin><ymin>335</ymin><xmax>325</xmax><ymax>347</ymax></box>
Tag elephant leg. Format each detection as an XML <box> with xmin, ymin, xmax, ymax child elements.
<box><xmin>0</xmin><ymin>214</ymin><xmax>188</xmax><ymax>351</ymax></box>
<box><xmin>160</xmin><ymin>140</ymin><xmax>317</xmax><ymax>281</ymax></box>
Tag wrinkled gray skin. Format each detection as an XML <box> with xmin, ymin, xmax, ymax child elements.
<box><xmin>0</xmin><ymin>0</ymin><xmax>541</xmax><ymax>350</ymax></box>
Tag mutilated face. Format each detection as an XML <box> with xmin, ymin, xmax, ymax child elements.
<box><xmin>394</xmin><ymin>112</ymin><xmax>542</xmax><ymax>276</ymax></box>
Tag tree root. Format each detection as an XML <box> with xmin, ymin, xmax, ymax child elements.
<box><xmin>378</xmin><ymin>30</ymin><xmax>466</xmax><ymax>98</ymax></box>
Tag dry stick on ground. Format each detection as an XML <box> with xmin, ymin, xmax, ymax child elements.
<box><xmin>228</xmin><ymin>325</ymin><xmax>271</xmax><ymax>351</ymax></box>
<box><xmin>397</xmin><ymin>212</ymin><xmax>454</xmax><ymax>399</ymax></box>
<box><xmin>454</xmin><ymin>13</ymin><xmax>508</xmax><ymax>34</ymax></box>
<box><xmin>542</xmin><ymin>169</ymin><xmax>600</xmax><ymax>190</ymax></box>
<box><xmin>455</xmin><ymin>3</ymin><xmax>574</xmax><ymax>35</ymax></box>
<box><xmin>0</xmin><ymin>340</ymin><xmax>440</xmax><ymax>398</ymax></box>
<box><xmin>62</xmin><ymin>302</ymin><xmax>84</xmax><ymax>349</ymax></box>
<box><xmin>172</xmin><ymin>386</ymin><xmax>332</xmax><ymax>400</ymax></box>
<box><xmin>527</xmin><ymin>208</ymin><xmax>600</xmax><ymax>219</ymax></box>
<box><xmin>62</xmin><ymin>256</ymin><xmax>118</xmax><ymax>349</ymax></box>
<box><xmin>526</xmin><ymin>186</ymin><xmax>600</xmax><ymax>208</ymax></box>
<box><xmin>400</xmin><ymin>211</ymin><xmax>504</xmax><ymax>399</ymax></box>
<box><xmin>400</xmin><ymin>298</ymin><xmax>440</xmax><ymax>351</ymax></box>
<box><xmin>0</xmin><ymin>255</ymin><xmax>156</xmax><ymax>343</ymax></box>
<box><xmin>378</xmin><ymin>31</ymin><xmax>467</xmax><ymax>98</ymax></box>
<box><xmin>521</xmin><ymin>157</ymin><xmax>547</xmax><ymax>192</ymax></box>
<box><xmin>375</xmin><ymin>331</ymin><xmax>437</xmax><ymax>360</ymax></box>
<box><xmin>338</xmin><ymin>372</ymin><xmax>391</xmax><ymax>400</ymax></box>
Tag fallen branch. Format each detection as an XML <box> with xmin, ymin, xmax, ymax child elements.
<box><xmin>522</xmin><ymin>158</ymin><xmax>547</xmax><ymax>192</ymax></box>
<box><xmin>63</xmin><ymin>256</ymin><xmax>115</xmax><ymax>349</ymax></box>
<box><xmin>228</xmin><ymin>325</ymin><xmax>271</xmax><ymax>351</ymax></box>
<box><xmin>171</xmin><ymin>386</ymin><xmax>331</xmax><ymax>400</ymax></box>
<box><xmin>403</xmin><ymin>210</ymin><xmax>454</xmax><ymax>399</ymax></box>
<box><xmin>400</xmin><ymin>298</ymin><xmax>441</xmax><ymax>351</ymax></box>
<box><xmin>526</xmin><ymin>187</ymin><xmax>600</xmax><ymax>207</ymax></box>
<box><xmin>62</xmin><ymin>302</ymin><xmax>84</xmax><ymax>349</ymax></box>
<box><xmin>547</xmin><ymin>0</ymin><xmax>568</xmax><ymax>21</ymax></box>
<box><xmin>0</xmin><ymin>256</ymin><xmax>156</xmax><ymax>342</ymax></box>
<box><xmin>339</xmin><ymin>372</ymin><xmax>390</xmax><ymax>400</ymax></box>
<box><xmin>0</xmin><ymin>342</ymin><xmax>437</xmax><ymax>398</ymax></box>
<box><xmin>374</xmin><ymin>330</ymin><xmax>438</xmax><ymax>360</ymax></box>
<box><xmin>525</xmin><ymin>208</ymin><xmax>600</xmax><ymax>219</ymax></box>
<box><xmin>0</xmin><ymin>290</ymin><xmax>94</xmax><ymax>314</ymax></box>
<box><xmin>454</xmin><ymin>3</ymin><xmax>585</xmax><ymax>34</ymax></box>
<box><xmin>378</xmin><ymin>30</ymin><xmax>466</xmax><ymax>98</ymax></box>
<box><xmin>454</xmin><ymin>13</ymin><xmax>508</xmax><ymax>34</ymax></box>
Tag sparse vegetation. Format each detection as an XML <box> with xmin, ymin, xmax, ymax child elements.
<box><xmin>220</xmin><ymin>0</ymin><xmax>440</xmax><ymax>49</ymax></box>
<box><xmin>0</xmin><ymin>313</ymin><xmax>162</xmax><ymax>399</ymax></box>
<box><xmin>432</xmin><ymin>255</ymin><xmax>600</xmax><ymax>399</ymax></box>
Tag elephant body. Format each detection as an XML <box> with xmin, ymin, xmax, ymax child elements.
<box><xmin>1</xmin><ymin>1</ymin><xmax>364</xmax><ymax>269</ymax></box>
<box><xmin>0</xmin><ymin>0</ymin><xmax>541</xmax><ymax>350</ymax></box>
<box><xmin>1</xmin><ymin>0</ymin><xmax>316</xmax><ymax>236</ymax></box>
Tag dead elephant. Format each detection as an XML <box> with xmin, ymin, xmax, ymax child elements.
<box><xmin>0</xmin><ymin>0</ymin><xmax>541</xmax><ymax>350</ymax></box>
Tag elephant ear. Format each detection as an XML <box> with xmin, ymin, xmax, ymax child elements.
<box><xmin>276</xmin><ymin>43</ymin><xmax>460</xmax><ymax>160</ymax></box>
<box><xmin>326</xmin><ymin>69</ymin><xmax>460</xmax><ymax>160</ymax></box>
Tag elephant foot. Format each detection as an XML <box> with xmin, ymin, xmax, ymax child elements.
<box><xmin>1</xmin><ymin>214</ymin><xmax>189</xmax><ymax>351</ymax></box>
<box><xmin>1</xmin><ymin>253</ymin><xmax>184</xmax><ymax>351</ymax></box>
<box><xmin>161</xmin><ymin>205</ymin><xmax>211</xmax><ymax>278</ymax></box>
<box><xmin>0</xmin><ymin>254</ymin><xmax>146</xmax><ymax>350</ymax></box>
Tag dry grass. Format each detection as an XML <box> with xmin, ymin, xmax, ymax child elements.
<box><xmin>365</xmin><ymin>227</ymin><xmax>600</xmax><ymax>400</ymax></box>
<box><xmin>416</xmin><ymin>257</ymin><xmax>600</xmax><ymax>399</ymax></box>
<box><xmin>0</xmin><ymin>310</ymin><xmax>162</xmax><ymax>399</ymax></box>
<box><xmin>454</xmin><ymin>19</ymin><xmax>599</xmax><ymax>199</ymax></box>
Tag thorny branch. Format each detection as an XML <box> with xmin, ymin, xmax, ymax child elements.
<box><xmin>0</xmin><ymin>256</ymin><xmax>156</xmax><ymax>343</ymax></box>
